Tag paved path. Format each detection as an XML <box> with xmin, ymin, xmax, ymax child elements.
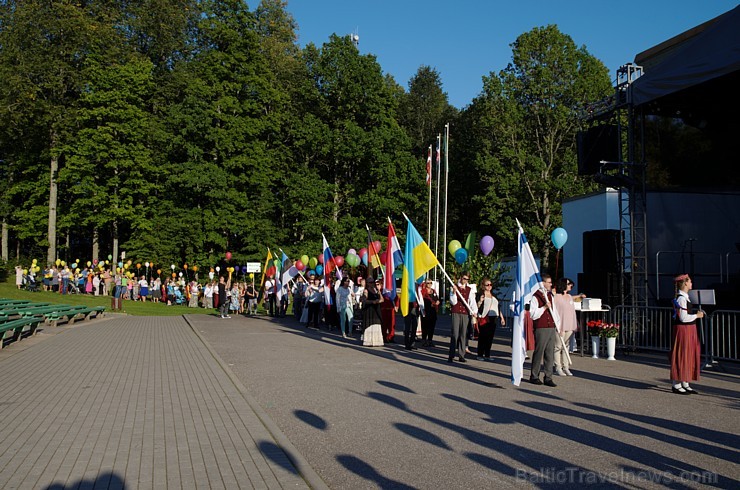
<box><xmin>1</xmin><ymin>312</ymin><xmax>739</xmax><ymax>489</ymax></box>
<box><xmin>0</xmin><ymin>316</ymin><xmax>318</xmax><ymax>489</ymax></box>
<box><xmin>194</xmin><ymin>312</ymin><xmax>740</xmax><ymax>489</ymax></box>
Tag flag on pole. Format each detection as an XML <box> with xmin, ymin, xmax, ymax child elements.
<box><xmin>401</xmin><ymin>217</ymin><xmax>438</xmax><ymax>316</ymax></box>
<box><xmin>258</xmin><ymin>248</ymin><xmax>274</xmax><ymax>303</ymax></box>
<box><xmin>426</xmin><ymin>145</ymin><xmax>432</xmax><ymax>186</ymax></box>
<box><xmin>322</xmin><ymin>234</ymin><xmax>336</xmax><ymax>307</ymax></box>
<box><xmin>512</xmin><ymin>220</ymin><xmax>543</xmax><ymax>386</ymax></box>
<box><xmin>366</xmin><ymin>226</ymin><xmax>382</xmax><ymax>269</ymax></box>
<box><xmin>280</xmin><ymin>252</ymin><xmax>299</xmax><ymax>287</ymax></box>
<box><xmin>383</xmin><ymin>219</ymin><xmax>404</xmax><ymax>300</ymax></box>
<box><xmin>435</xmin><ymin>136</ymin><xmax>441</xmax><ymax>173</ymax></box>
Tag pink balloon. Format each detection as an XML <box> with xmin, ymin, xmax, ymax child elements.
<box><xmin>380</xmin><ymin>251</ymin><xmax>387</xmax><ymax>263</ymax></box>
<box><xmin>334</xmin><ymin>256</ymin><xmax>345</xmax><ymax>268</ymax></box>
<box><xmin>317</xmin><ymin>254</ymin><xmax>325</xmax><ymax>264</ymax></box>
<box><xmin>358</xmin><ymin>248</ymin><xmax>368</xmax><ymax>258</ymax></box>
<box><xmin>372</xmin><ymin>241</ymin><xmax>382</xmax><ymax>254</ymax></box>
<box><xmin>295</xmin><ymin>260</ymin><xmax>305</xmax><ymax>271</ymax></box>
<box><xmin>225</xmin><ymin>251</ymin><xmax>232</xmax><ymax>261</ymax></box>
<box><xmin>347</xmin><ymin>248</ymin><xmax>356</xmax><ymax>256</ymax></box>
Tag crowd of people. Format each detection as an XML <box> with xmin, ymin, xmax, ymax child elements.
<box><xmin>14</xmin><ymin>260</ymin><xmax>700</xmax><ymax>394</ymax></box>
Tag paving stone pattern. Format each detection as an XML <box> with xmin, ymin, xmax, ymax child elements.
<box><xmin>0</xmin><ymin>317</ymin><xmax>309</xmax><ymax>489</ymax></box>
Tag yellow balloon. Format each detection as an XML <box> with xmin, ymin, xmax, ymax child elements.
<box><xmin>61</xmin><ymin>261</ymin><xmax>66</xmax><ymax>266</ymax></box>
<box><xmin>32</xmin><ymin>258</ymin><xmax>37</xmax><ymax>264</ymax></box>
<box><xmin>22</xmin><ymin>269</ymin><xmax>28</xmax><ymax>274</ymax></box>
<box><xmin>55</xmin><ymin>259</ymin><xmax>61</xmax><ymax>266</ymax></box>
<box><xmin>249</xmin><ymin>273</ymin><xmax>254</xmax><ymax>279</ymax></box>
<box><xmin>87</xmin><ymin>261</ymin><xmax>92</xmax><ymax>267</ymax></box>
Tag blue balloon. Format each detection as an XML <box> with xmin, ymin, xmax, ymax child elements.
<box><xmin>361</xmin><ymin>253</ymin><xmax>368</xmax><ymax>266</ymax></box>
<box><xmin>315</xmin><ymin>264</ymin><xmax>324</xmax><ymax>276</ymax></box>
<box><xmin>118</xmin><ymin>261</ymin><xmax>123</xmax><ymax>268</ymax></box>
<box><xmin>454</xmin><ymin>247</ymin><xmax>468</xmax><ymax>265</ymax></box>
<box><xmin>71</xmin><ymin>263</ymin><xmax>77</xmax><ymax>269</ymax></box>
<box><xmin>551</xmin><ymin>228</ymin><xmax>568</xmax><ymax>250</ymax></box>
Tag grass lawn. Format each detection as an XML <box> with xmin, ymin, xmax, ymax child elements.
<box><xmin>0</xmin><ymin>280</ymin><xmax>271</xmax><ymax>317</ymax></box>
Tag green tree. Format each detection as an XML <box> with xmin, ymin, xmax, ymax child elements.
<box><xmin>459</xmin><ymin>25</ymin><xmax>611</xmax><ymax>268</ymax></box>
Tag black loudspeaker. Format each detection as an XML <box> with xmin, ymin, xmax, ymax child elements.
<box><xmin>577</xmin><ymin>125</ymin><xmax>620</xmax><ymax>175</ymax></box>
<box><xmin>583</xmin><ymin>229</ymin><xmax>622</xmax><ymax>275</ymax></box>
<box><xmin>578</xmin><ymin>271</ymin><xmax>622</xmax><ymax>307</ymax></box>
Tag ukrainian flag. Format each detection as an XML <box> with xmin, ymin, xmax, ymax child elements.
<box><xmin>400</xmin><ymin>218</ymin><xmax>438</xmax><ymax>316</ymax></box>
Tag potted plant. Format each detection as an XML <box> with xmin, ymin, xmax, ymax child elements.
<box><xmin>601</xmin><ymin>323</ymin><xmax>620</xmax><ymax>360</ymax></box>
<box><xmin>587</xmin><ymin>320</ymin><xmax>603</xmax><ymax>358</ymax></box>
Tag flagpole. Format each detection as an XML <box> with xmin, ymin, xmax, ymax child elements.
<box><xmin>434</xmin><ymin>137</ymin><xmax>441</xmax><ymax>284</ymax></box>
<box><xmin>365</xmin><ymin>224</ymin><xmax>384</xmax><ymax>277</ymax></box>
<box><xmin>401</xmin><ymin>211</ymin><xmax>473</xmax><ymax>314</ymax></box>
<box><xmin>427</xmin><ymin>145</ymin><xmax>432</xmax><ymax>245</ymax></box>
<box><xmin>441</xmin><ymin>124</ymin><xmax>449</xmax><ymax>313</ymax></box>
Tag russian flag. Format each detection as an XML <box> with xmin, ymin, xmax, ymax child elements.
<box><xmin>322</xmin><ymin>234</ymin><xmax>336</xmax><ymax>307</ymax></box>
<box><xmin>383</xmin><ymin>219</ymin><xmax>404</xmax><ymax>300</ymax></box>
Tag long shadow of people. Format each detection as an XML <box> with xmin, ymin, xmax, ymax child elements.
<box><xmin>43</xmin><ymin>471</ymin><xmax>125</xmax><ymax>490</ymax></box>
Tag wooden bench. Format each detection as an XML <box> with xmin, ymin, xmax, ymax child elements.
<box><xmin>45</xmin><ymin>306</ymin><xmax>106</xmax><ymax>327</ymax></box>
<box><xmin>0</xmin><ymin>317</ymin><xmax>44</xmax><ymax>348</ymax></box>
<box><xmin>0</xmin><ymin>299</ymin><xmax>32</xmax><ymax>306</ymax></box>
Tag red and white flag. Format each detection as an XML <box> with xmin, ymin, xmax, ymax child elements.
<box><xmin>426</xmin><ymin>145</ymin><xmax>432</xmax><ymax>186</ymax></box>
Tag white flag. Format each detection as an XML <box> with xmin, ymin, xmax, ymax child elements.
<box><xmin>512</xmin><ymin>220</ymin><xmax>543</xmax><ymax>386</ymax></box>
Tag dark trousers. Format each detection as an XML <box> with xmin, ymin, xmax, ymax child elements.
<box><xmin>477</xmin><ymin>316</ymin><xmax>498</xmax><ymax>358</ymax></box>
<box><xmin>421</xmin><ymin>313</ymin><xmax>437</xmax><ymax>341</ymax></box>
<box><xmin>220</xmin><ymin>300</ymin><xmax>229</xmax><ymax>317</ymax></box>
<box><xmin>531</xmin><ymin>327</ymin><xmax>558</xmax><ymax>380</ymax></box>
<box><xmin>404</xmin><ymin>313</ymin><xmax>418</xmax><ymax>348</ymax></box>
<box><xmin>307</xmin><ymin>301</ymin><xmax>321</xmax><ymax>326</ymax></box>
<box><xmin>267</xmin><ymin>295</ymin><xmax>276</xmax><ymax>316</ymax></box>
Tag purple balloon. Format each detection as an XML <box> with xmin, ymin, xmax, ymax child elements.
<box><xmin>480</xmin><ymin>235</ymin><xmax>494</xmax><ymax>256</ymax></box>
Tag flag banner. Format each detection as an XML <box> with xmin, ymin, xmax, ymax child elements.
<box><xmin>366</xmin><ymin>227</ymin><xmax>382</xmax><ymax>269</ymax></box>
<box><xmin>258</xmin><ymin>248</ymin><xmax>274</xmax><ymax>303</ymax></box>
<box><xmin>322</xmin><ymin>234</ymin><xmax>336</xmax><ymax>307</ymax></box>
<box><xmin>384</xmin><ymin>220</ymin><xmax>404</xmax><ymax>300</ymax></box>
<box><xmin>278</xmin><ymin>251</ymin><xmax>297</xmax><ymax>301</ymax></box>
<box><xmin>426</xmin><ymin>146</ymin><xmax>432</xmax><ymax>186</ymax></box>
<box><xmin>401</xmin><ymin>217</ymin><xmax>439</xmax><ymax>316</ymax></box>
<box><xmin>436</xmin><ymin>136</ymin><xmax>441</xmax><ymax>168</ymax></box>
<box><xmin>512</xmin><ymin>221</ymin><xmax>543</xmax><ymax>386</ymax></box>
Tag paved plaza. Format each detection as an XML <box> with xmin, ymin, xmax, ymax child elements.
<box><xmin>1</xmin><ymin>312</ymin><xmax>738</xmax><ymax>489</ymax></box>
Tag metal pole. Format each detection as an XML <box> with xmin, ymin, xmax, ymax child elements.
<box><xmin>427</xmin><ymin>146</ymin><xmax>432</xmax><ymax>245</ymax></box>
<box><xmin>434</xmin><ymin>138</ymin><xmax>441</xmax><ymax>284</ymax></box>
<box><xmin>441</xmin><ymin>124</ymin><xmax>449</xmax><ymax>313</ymax></box>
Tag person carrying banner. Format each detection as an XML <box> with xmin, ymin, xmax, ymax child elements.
<box><xmin>529</xmin><ymin>273</ymin><xmax>559</xmax><ymax>387</ymax></box>
<box><xmin>449</xmin><ymin>274</ymin><xmax>478</xmax><ymax>363</ymax></box>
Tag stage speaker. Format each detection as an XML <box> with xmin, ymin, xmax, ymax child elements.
<box><xmin>583</xmin><ymin>229</ymin><xmax>622</xmax><ymax>275</ymax></box>
<box><xmin>577</xmin><ymin>125</ymin><xmax>620</xmax><ymax>175</ymax></box>
<box><xmin>579</xmin><ymin>271</ymin><xmax>622</xmax><ymax>307</ymax></box>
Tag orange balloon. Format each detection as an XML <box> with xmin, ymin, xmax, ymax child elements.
<box><xmin>157</xmin><ymin>269</ymin><xmax>161</xmax><ymax>274</ymax></box>
<box><xmin>192</xmin><ymin>265</ymin><xmax>198</xmax><ymax>272</ymax></box>
<box><xmin>171</xmin><ymin>272</ymin><xmax>176</xmax><ymax>278</ymax></box>
<box><xmin>183</xmin><ymin>264</ymin><xmax>188</xmax><ymax>270</ymax></box>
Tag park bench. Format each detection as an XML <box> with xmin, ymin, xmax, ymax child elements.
<box><xmin>0</xmin><ymin>299</ymin><xmax>32</xmax><ymax>306</ymax></box>
<box><xmin>0</xmin><ymin>303</ymin><xmax>52</xmax><ymax>314</ymax></box>
<box><xmin>45</xmin><ymin>306</ymin><xmax>106</xmax><ymax>327</ymax></box>
<box><xmin>0</xmin><ymin>317</ymin><xmax>44</xmax><ymax>348</ymax></box>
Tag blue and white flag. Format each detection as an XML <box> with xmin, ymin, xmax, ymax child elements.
<box><xmin>512</xmin><ymin>220</ymin><xmax>543</xmax><ymax>386</ymax></box>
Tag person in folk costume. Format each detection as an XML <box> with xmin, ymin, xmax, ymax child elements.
<box><xmin>529</xmin><ymin>273</ymin><xmax>560</xmax><ymax>387</ymax></box>
<box><xmin>670</xmin><ymin>274</ymin><xmax>704</xmax><ymax>394</ymax></box>
<box><xmin>361</xmin><ymin>277</ymin><xmax>385</xmax><ymax>346</ymax></box>
<box><xmin>378</xmin><ymin>273</ymin><xmax>400</xmax><ymax>343</ymax></box>
<box><xmin>448</xmin><ymin>274</ymin><xmax>478</xmax><ymax>363</ymax></box>
<box><xmin>421</xmin><ymin>280</ymin><xmax>440</xmax><ymax>347</ymax></box>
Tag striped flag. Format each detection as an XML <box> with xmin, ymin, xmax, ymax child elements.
<box><xmin>383</xmin><ymin>219</ymin><xmax>404</xmax><ymax>300</ymax></box>
<box><xmin>400</xmin><ymin>217</ymin><xmax>438</xmax><ymax>316</ymax></box>
<box><xmin>512</xmin><ymin>220</ymin><xmax>543</xmax><ymax>386</ymax></box>
<box><xmin>426</xmin><ymin>145</ymin><xmax>432</xmax><ymax>186</ymax></box>
<box><xmin>322</xmin><ymin>234</ymin><xmax>335</xmax><ymax>307</ymax></box>
<box><xmin>436</xmin><ymin>135</ymin><xmax>441</xmax><ymax>170</ymax></box>
<box><xmin>366</xmin><ymin>226</ymin><xmax>382</xmax><ymax>269</ymax></box>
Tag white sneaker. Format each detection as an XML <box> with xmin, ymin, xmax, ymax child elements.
<box><xmin>555</xmin><ymin>367</ymin><xmax>565</xmax><ymax>376</ymax></box>
<box><xmin>564</xmin><ymin>369</ymin><xmax>574</xmax><ymax>376</ymax></box>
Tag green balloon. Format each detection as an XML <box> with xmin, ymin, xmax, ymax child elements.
<box><xmin>309</xmin><ymin>257</ymin><xmax>318</xmax><ymax>269</ymax></box>
<box><xmin>448</xmin><ymin>240</ymin><xmax>462</xmax><ymax>257</ymax></box>
<box><xmin>346</xmin><ymin>253</ymin><xmax>360</xmax><ymax>267</ymax></box>
<box><xmin>301</xmin><ymin>254</ymin><xmax>310</xmax><ymax>266</ymax></box>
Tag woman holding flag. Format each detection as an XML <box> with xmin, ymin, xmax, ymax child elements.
<box><xmin>361</xmin><ymin>278</ymin><xmax>385</xmax><ymax>346</ymax></box>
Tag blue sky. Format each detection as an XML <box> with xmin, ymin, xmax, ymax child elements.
<box><xmin>285</xmin><ymin>1</ymin><xmax>738</xmax><ymax>108</ymax></box>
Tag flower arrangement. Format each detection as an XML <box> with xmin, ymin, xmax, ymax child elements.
<box><xmin>587</xmin><ymin>319</ymin><xmax>620</xmax><ymax>338</ymax></box>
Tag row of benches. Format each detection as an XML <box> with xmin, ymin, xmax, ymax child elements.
<box><xmin>0</xmin><ymin>299</ymin><xmax>106</xmax><ymax>349</ymax></box>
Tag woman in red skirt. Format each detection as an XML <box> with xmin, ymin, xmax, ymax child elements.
<box><xmin>670</xmin><ymin>274</ymin><xmax>704</xmax><ymax>394</ymax></box>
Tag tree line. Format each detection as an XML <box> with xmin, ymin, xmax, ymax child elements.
<box><xmin>0</xmin><ymin>0</ymin><xmax>612</xmax><ymax>271</ymax></box>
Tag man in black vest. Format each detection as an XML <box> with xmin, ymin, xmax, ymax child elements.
<box><xmin>529</xmin><ymin>274</ymin><xmax>559</xmax><ymax>387</ymax></box>
<box><xmin>449</xmin><ymin>274</ymin><xmax>478</xmax><ymax>362</ymax></box>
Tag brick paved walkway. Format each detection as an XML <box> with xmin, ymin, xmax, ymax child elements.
<box><xmin>0</xmin><ymin>316</ymin><xmax>315</xmax><ymax>489</ymax></box>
